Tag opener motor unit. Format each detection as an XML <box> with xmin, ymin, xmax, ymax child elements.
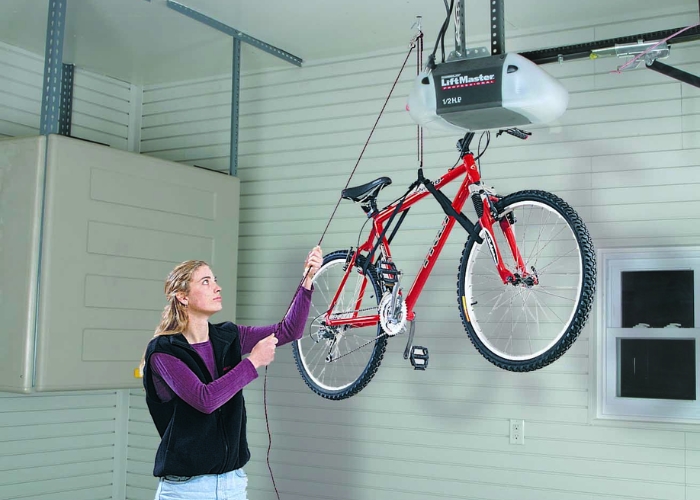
<box><xmin>407</xmin><ymin>52</ymin><xmax>569</xmax><ymax>133</ymax></box>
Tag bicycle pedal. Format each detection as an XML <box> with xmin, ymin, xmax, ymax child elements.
<box><xmin>409</xmin><ymin>345</ymin><xmax>429</xmax><ymax>370</ymax></box>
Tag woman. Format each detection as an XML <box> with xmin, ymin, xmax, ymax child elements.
<box><xmin>142</xmin><ymin>246</ymin><xmax>323</xmax><ymax>500</ymax></box>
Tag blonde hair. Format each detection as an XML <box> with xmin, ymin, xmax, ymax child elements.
<box><xmin>139</xmin><ymin>259</ymin><xmax>208</xmax><ymax>374</ymax></box>
<box><xmin>154</xmin><ymin>259</ymin><xmax>209</xmax><ymax>336</ymax></box>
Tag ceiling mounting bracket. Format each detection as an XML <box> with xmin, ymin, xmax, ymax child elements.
<box><xmin>448</xmin><ymin>0</ymin><xmax>504</xmax><ymax>61</ymax></box>
<box><xmin>40</xmin><ymin>0</ymin><xmax>67</xmax><ymax>136</ymax></box>
<box><xmin>165</xmin><ymin>0</ymin><xmax>304</xmax><ymax>176</ymax></box>
<box><xmin>166</xmin><ymin>0</ymin><xmax>302</xmax><ymax>67</ymax></box>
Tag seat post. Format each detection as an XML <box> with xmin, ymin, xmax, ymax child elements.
<box><xmin>362</xmin><ymin>198</ymin><xmax>379</xmax><ymax>217</ymax></box>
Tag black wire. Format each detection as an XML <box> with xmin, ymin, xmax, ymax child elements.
<box><xmin>356</xmin><ymin>217</ymin><xmax>371</xmax><ymax>252</ymax></box>
<box><xmin>429</xmin><ymin>0</ymin><xmax>455</xmax><ymax>67</ymax></box>
<box><xmin>440</xmin><ymin>0</ymin><xmax>454</xmax><ymax>63</ymax></box>
<box><xmin>474</xmin><ymin>131</ymin><xmax>491</xmax><ymax>173</ymax></box>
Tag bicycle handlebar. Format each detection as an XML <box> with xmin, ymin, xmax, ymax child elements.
<box><xmin>456</xmin><ymin>127</ymin><xmax>531</xmax><ymax>156</ymax></box>
<box><xmin>496</xmin><ymin>128</ymin><xmax>532</xmax><ymax>140</ymax></box>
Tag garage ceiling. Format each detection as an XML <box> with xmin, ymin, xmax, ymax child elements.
<box><xmin>0</xmin><ymin>0</ymin><xmax>697</xmax><ymax>85</ymax></box>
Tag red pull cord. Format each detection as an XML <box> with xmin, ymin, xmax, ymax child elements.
<box><xmin>263</xmin><ymin>32</ymin><xmax>423</xmax><ymax>500</ymax></box>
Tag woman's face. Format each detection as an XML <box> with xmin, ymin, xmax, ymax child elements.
<box><xmin>182</xmin><ymin>265</ymin><xmax>222</xmax><ymax>316</ymax></box>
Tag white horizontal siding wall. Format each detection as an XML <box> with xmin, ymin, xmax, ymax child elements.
<box><xmin>0</xmin><ymin>40</ymin><xmax>134</xmax><ymax>150</ymax></box>
<box><xmin>0</xmin><ymin>42</ymin><xmax>43</xmax><ymax>138</ymax></box>
<box><xmin>70</xmin><ymin>70</ymin><xmax>131</xmax><ymax>150</ymax></box>
<box><xmin>140</xmin><ymin>76</ymin><xmax>234</xmax><ymax>172</ymax></box>
<box><xmin>125</xmin><ymin>390</ymin><xmax>158</xmax><ymax>500</ymax></box>
<box><xmin>134</xmin><ymin>11</ymin><xmax>700</xmax><ymax>500</ymax></box>
<box><xmin>0</xmin><ymin>391</ymin><xmax>120</xmax><ymax>500</ymax></box>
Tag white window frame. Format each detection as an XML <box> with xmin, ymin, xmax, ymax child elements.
<box><xmin>597</xmin><ymin>246</ymin><xmax>700</xmax><ymax>423</ymax></box>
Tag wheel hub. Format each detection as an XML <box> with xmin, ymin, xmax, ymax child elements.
<box><xmin>507</xmin><ymin>266</ymin><xmax>539</xmax><ymax>287</ymax></box>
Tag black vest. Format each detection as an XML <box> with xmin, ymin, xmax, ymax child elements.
<box><xmin>143</xmin><ymin>322</ymin><xmax>250</xmax><ymax>477</ymax></box>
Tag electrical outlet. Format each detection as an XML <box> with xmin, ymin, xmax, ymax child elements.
<box><xmin>509</xmin><ymin>419</ymin><xmax>525</xmax><ymax>445</ymax></box>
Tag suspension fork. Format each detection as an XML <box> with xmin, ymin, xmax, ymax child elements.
<box><xmin>477</xmin><ymin>197</ymin><xmax>527</xmax><ymax>284</ymax></box>
<box><xmin>499</xmin><ymin>213</ymin><xmax>528</xmax><ymax>276</ymax></box>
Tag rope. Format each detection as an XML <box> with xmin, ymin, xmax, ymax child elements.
<box><xmin>614</xmin><ymin>22</ymin><xmax>700</xmax><ymax>73</ymax></box>
<box><xmin>317</xmin><ymin>33</ymin><xmax>423</xmax><ymax>246</ymax></box>
<box><xmin>263</xmin><ymin>365</ymin><xmax>281</xmax><ymax>498</ymax></box>
<box><xmin>416</xmin><ymin>32</ymin><xmax>424</xmax><ymax>168</ymax></box>
<box><xmin>263</xmin><ymin>32</ymin><xmax>423</xmax><ymax>500</ymax></box>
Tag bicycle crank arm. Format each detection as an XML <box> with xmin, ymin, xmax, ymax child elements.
<box><xmin>402</xmin><ymin>320</ymin><xmax>416</xmax><ymax>360</ymax></box>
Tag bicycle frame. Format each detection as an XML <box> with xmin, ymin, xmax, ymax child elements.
<box><xmin>324</xmin><ymin>151</ymin><xmax>530</xmax><ymax>329</ymax></box>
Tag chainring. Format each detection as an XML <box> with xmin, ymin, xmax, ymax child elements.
<box><xmin>379</xmin><ymin>292</ymin><xmax>407</xmax><ymax>336</ymax></box>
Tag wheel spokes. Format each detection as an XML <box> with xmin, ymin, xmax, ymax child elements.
<box><xmin>295</xmin><ymin>255</ymin><xmax>383</xmax><ymax>395</ymax></box>
<box><xmin>464</xmin><ymin>199</ymin><xmax>585</xmax><ymax>361</ymax></box>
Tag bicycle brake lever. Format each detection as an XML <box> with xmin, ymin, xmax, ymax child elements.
<box><xmin>497</xmin><ymin>128</ymin><xmax>532</xmax><ymax>140</ymax></box>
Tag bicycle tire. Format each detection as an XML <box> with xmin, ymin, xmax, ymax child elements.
<box><xmin>457</xmin><ymin>190</ymin><xmax>596</xmax><ymax>371</ymax></box>
<box><xmin>293</xmin><ymin>249</ymin><xmax>387</xmax><ymax>400</ymax></box>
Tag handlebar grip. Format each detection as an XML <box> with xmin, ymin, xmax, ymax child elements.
<box><xmin>509</xmin><ymin>128</ymin><xmax>531</xmax><ymax>139</ymax></box>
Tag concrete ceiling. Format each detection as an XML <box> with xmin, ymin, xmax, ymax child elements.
<box><xmin>0</xmin><ymin>0</ymin><xmax>697</xmax><ymax>85</ymax></box>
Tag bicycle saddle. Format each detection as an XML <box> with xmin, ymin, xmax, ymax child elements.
<box><xmin>341</xmin><ymin>177</ymin><xmax>392</xmax><ymax>203</ymax></box>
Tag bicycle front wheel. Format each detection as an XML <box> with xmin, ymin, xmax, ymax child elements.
<box><xmin>457</xmin><ymin>190</ymin><xmax>596</xmax><ymax>371</ymax></box>
<box><xmin>293</xmin><ymin>249</ymin><xmax>387</xmax><ymax>400</ymax></box>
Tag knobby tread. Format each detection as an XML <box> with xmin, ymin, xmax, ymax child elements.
<box><xmin>292</xmin><ymin>250</ymin><xmax>387</xmax><ymax>400</ymax></box>
<box><xmin>457</xmin><ymin>190</ymin><xmax>597</xmax><ymax>372</ymax></box>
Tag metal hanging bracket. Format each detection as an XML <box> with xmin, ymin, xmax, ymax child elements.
<box><xmin>591</xmin><ymin>41</ymin><xmax>671</xmax><ymax>70</ymax></box>
<box><xmin>166</xmin><ymin>0</ymin><xmax>302</xmax><ymax>67</ymax></box>
<box><xmin>448</xmin><ymin>0</ymin><xmax>504</xmax><ymax>62</ymax></box>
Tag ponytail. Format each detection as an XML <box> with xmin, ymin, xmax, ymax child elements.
<box><xmin>138</xmin><ymin>259</ymin><xmax>208</xmax><ymax>375</ymax></box>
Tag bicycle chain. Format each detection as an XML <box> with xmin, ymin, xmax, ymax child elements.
<box><xmin>318</xmin><ymin>305</ymin><xmax>389</xmax><ymax>362</ymax></box>
<box><xmin>327</xmin><ymin>331</ymin><xmax>389</xmax><ymax>362</ymax></box>
<box><xmin>326</xmin><ymin>305</ymin><xmax>379</xmax><ymax>318</ymax></box>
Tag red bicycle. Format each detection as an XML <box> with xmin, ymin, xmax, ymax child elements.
<box><xmin>293</xmin><ymin>130</ymin><xmax>596</xmax><ymax>400</ymax></box>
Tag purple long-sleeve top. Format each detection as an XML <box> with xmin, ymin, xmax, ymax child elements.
<box><xmin>150</xmin><ymin>286</ymin><xmax>311</xmax><ymax>414</ymax></box>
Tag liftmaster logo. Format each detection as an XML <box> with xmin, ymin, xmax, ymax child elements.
<box><xmin>441</xmin><ymin>73</ymin><xmax>496</xmax><ymax>90</ymax></box>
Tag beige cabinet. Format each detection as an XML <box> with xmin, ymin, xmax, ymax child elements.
<box><xmin>0</xmin><ymin>135</ymin><xmax>240</xmax><ymax>392</ymax></box>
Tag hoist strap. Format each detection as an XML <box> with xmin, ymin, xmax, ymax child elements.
<box><xmin>418</xmin><ymin>169</ymin><xmax>483</xmax><ymax>243</ymax></box>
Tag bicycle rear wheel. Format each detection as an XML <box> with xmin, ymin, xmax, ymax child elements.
<box><xmin>293</xmin><ymin>249</ymin><xmax>387</xmax><ymax>400</ymax></box>
<box><xmin>457</xmin><ymin>190</ymin><xmax>596</xmax><ymax>371</ymax></box>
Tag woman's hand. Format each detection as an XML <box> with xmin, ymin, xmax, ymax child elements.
<box><xmin>248</xmin><ymin>334</ymin><xmax>278</xmax><ymax>369</ymax></box>
<box><xmin>303</xmin><ymin>246</ymin><xmax>323</xmax><ymax>290</ymax></box>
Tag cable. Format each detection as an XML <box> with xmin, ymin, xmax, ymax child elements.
<box><xmin>262</xmin><ymin>34</ymin><xmax>422</xmax><ymax>500</ymax></box>
<box><xmin>264</xmin><ymin>365</ymin><xmax>281</xmax><ymax>500</ymax></box>
<box><xmin>474</xmin><ymin>131</ymin><xmax>491</xmax><ymax>173</ymax></box>
<box><xmin>428</xmin><ymin>0</ymin><xmax>454</xmax><ymax>68</ymax></box>
<box><xmin>356</xmin><ymin>217</ymin><xmax>371</xmax><ymax>251</ymax></box>
<box><xmin>615</xmin><ymin>22</ymin><xmax>700</xmax><ymax>73</ymax></box>
<box><xmin>439</xmin><ymin>1</ymin><xmax>453</xmax><ymax>63</ymax></box>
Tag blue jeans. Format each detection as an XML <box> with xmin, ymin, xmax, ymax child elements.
<box><xmin>154</xmin><ymin>469</ymin><xmax>248</xmax><ymax>500</ymax></box>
